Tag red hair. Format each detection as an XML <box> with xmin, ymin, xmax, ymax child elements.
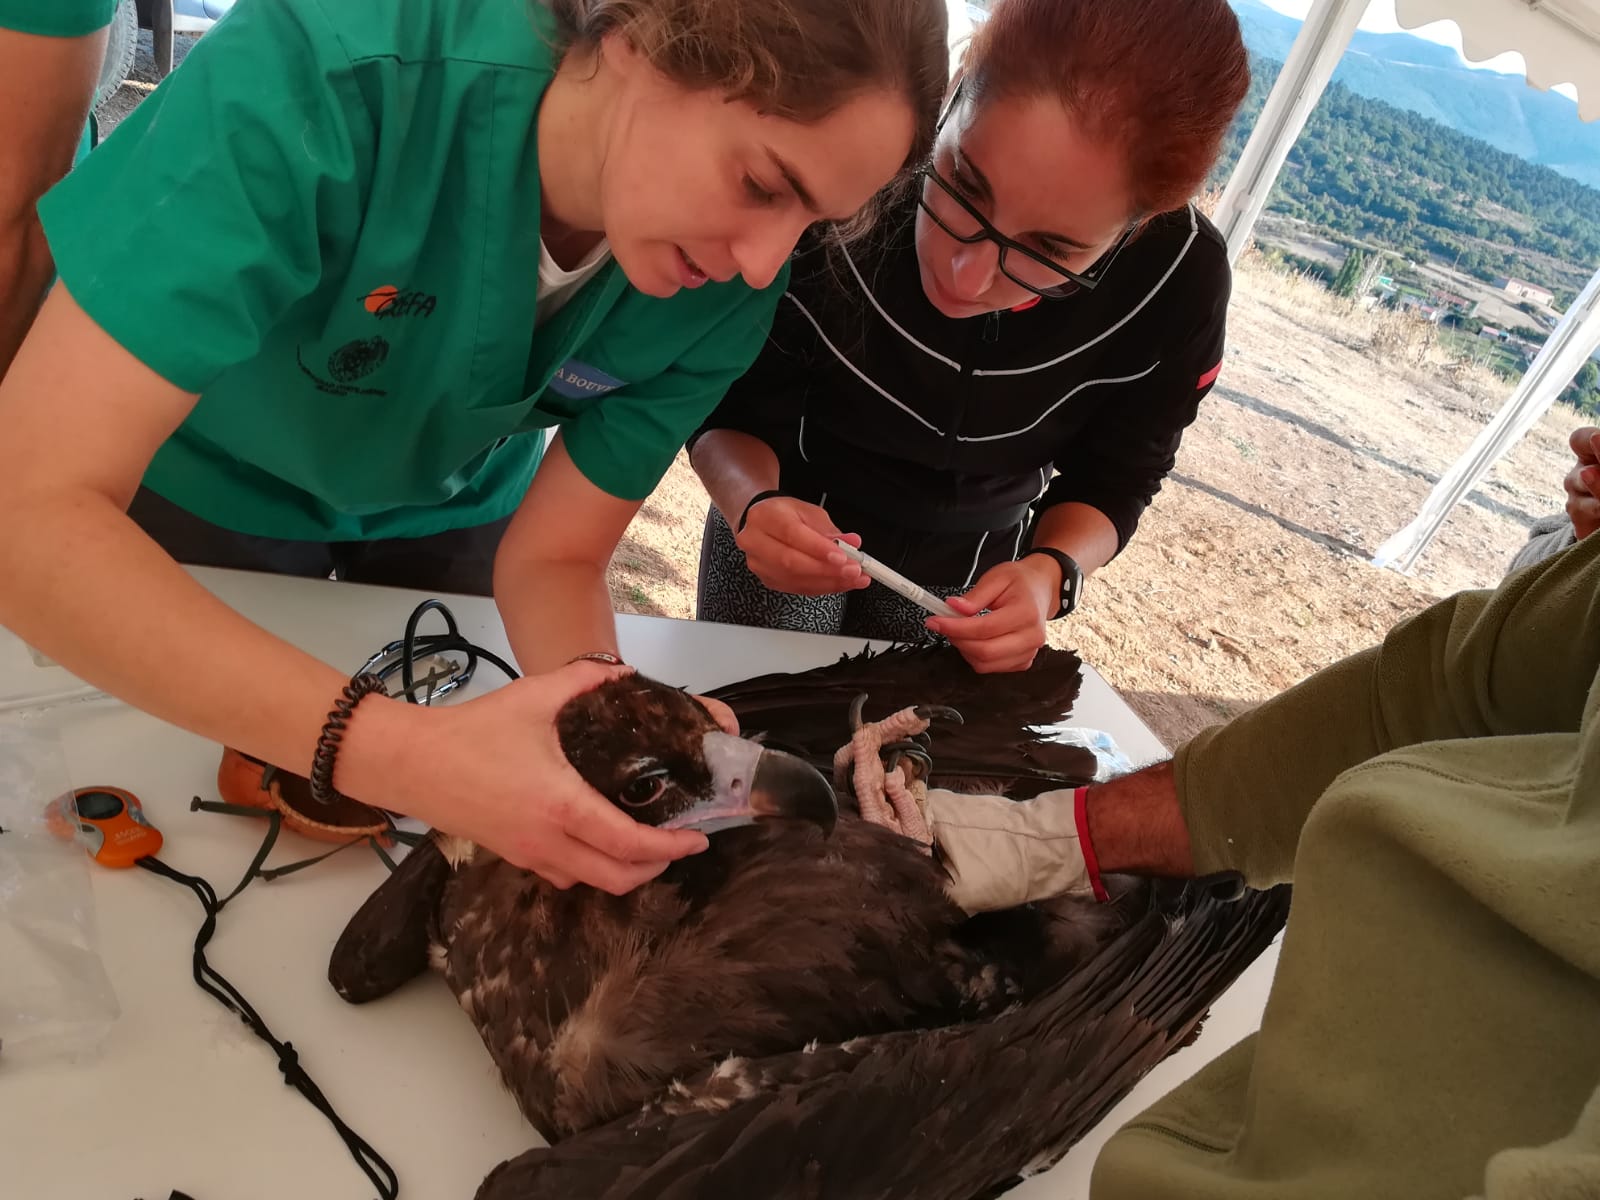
<box><xmin>965</xmin><ymin>0</ymin><xmax>1249</xmax><ymax>217</ymax></box>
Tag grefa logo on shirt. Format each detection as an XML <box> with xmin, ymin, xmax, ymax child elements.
<box><xmin>547</xmin><ymin>360</ymin><xmax>627</xmax><ymax>400</ymax></box>
<box><xmin>362</xmin><ymin>283</ymin><xmax>438</xmax><ymax>320</ymax></box>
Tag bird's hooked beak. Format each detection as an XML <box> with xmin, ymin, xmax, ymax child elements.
<box><xmin>663</xmin><ymin>731</ymin><xmax>838</xmax><ymax>835</ymax></box>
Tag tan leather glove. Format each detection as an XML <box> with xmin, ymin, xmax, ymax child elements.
<box><xmin>921</xmin><ymin>786</ymin><xmax>1109</xmax><ymax>914</ymax></box>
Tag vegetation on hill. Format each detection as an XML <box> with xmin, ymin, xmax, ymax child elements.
<box><xmin>1210</xmin><ymin>54</ymin><xmax>1600</xmax><ymax>306</ymax></box>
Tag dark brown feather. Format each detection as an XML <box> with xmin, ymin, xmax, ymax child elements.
<box><xmin>472</xmin><ymin>881</ymin><xmax>1292</xmax><ymax>1200</ymax></box>
<box><xmin>430</xmin><ymin>815</ymin><xmax>1117</xmax><ymax>1140</ymax></box>
<box><xmin>327</xmin><ymin>834</ymin><xmax>452</xmax><ymax>1004</ymax></box>
<box><xmin>710</xmin><ymin>644</ymin><xmax>1101</xmax><ymax>799</ymax></box>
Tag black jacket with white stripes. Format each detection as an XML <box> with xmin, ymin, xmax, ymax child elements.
<box><xmin>694</xmin><ymin>197</ymin><xmax>1232</xmax><ymax>586</ymax></box>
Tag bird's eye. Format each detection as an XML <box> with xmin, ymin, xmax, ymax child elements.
<box><xmin>619</xmin><ymin>771</ymin><xmax>669</xmax><ymax>809</ymax></box>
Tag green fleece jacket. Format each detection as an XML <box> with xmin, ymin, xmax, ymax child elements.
<box><xmin>1093</xmin><ymin>531</ymin><xmax>1600</xmax><ymax>1200</ymax></box>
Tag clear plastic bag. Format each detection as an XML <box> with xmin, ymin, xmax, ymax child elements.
<box><xmin>0</xmin><ymin>722</ymin><xmax>120</xmax><ymax>1064</ymax></box>
<box><xmin>1053</xmin><ymin>726</ymin><xmax>1135</xmax><ymax>781</ymax></box>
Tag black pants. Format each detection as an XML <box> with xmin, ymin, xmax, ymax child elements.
<box><xmin>128</xmin><ymin>488</ymin><xmax>513</xmax><ymax>596</ymax></box>
<box><xmin>696</xmin><ymin>506</ymin><xmax>977</xmax><ymax>643</ymax></box>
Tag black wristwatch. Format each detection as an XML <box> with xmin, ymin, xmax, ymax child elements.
<box><xmin>1022</xmin><ymin>547</ymin><xmax>1084</xmax><ymax>619</ymax></box>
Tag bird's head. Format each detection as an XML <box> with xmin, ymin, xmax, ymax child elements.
<box><xmin>556</xmin><ymin>674</ymin><xmax>837</xmax><ymax>835</ymax></box>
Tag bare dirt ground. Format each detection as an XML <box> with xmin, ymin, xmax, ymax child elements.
<box><xmin>102</xmin><ymin>41</ymin><xmax>1579</xmax><ymax>751</ymax></box>
<box><xmin>611</xmin><ymin>256</ymin><xmax>1577</xmax><ymax>748</ymax></box>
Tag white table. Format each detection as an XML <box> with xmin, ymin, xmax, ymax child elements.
<box><xmin>0</xmin><ymin>568</ymin><xmax>1276</xmax><ymax>1200</ymax></box>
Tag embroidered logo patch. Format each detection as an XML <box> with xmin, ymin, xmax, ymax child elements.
<box><xmin>328</xmin><ymin>337</ymin><xmax>390</xmax><ymax>383</ymax></box>
<box><xmin>296</xmin><ymin>338</ymin><xmax>391</xmax><ymax>397</ymax></box>
<box><xmin>547</xmin><ymin>360</ymin><xmax>626</xmax><ymax>399</ymax></box>
<box><xmin>362</xmin><ymin>284</ymin><xmax>437</xmax><ymax>320</ymax></box>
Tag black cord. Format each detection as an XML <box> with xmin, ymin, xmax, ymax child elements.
<box><xmin>137</xmin><ymin>855</ymin><xmax>399</xmax><ymax>1200</ymax></box>
<box><xmin>397</xmin><ymin>598</ymin><xmax>519</xmax><ymax>702</ymax></box>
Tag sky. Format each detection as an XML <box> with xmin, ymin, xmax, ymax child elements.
<box><xmin>1255</xmin><ymin>0</ymin><xmax>1582</xmax><ymax>99</ymax></box>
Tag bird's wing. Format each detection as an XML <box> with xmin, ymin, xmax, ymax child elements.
<box><xmin>472</xmin><ymin>881</ymin><xmax>1292</xmax><ymax>1200</ymax></box>
<box><xmin>328</xmin><ymin>833</ymin><xmax>453</xmax><ymax>1004</ymax></box>
<box><xmin>708</xmin><ymin>644</ymin><xmax>1100</xmax><ymax>799</ymax></box>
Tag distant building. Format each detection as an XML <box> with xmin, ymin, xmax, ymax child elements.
<box><xmin>1398</xmin><ymin>294</ymin><xmax>1443</xmax><ymax>323</ymax></box>
<box><xmin>1427</xmin><ymin>289</ymin><xmax>1477</xmax><ymax>316</ymax></box>
<box><xmin>1478</xmin><ymin>326</ymin><xmax>1505</xmax><ymax>340</ymax></box>
<box><xmin>1493</xmin><ymin>277</ymin><xmax>1555</xmax><ymax>305</ymax></box>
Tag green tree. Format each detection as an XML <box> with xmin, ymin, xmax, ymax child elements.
<box><xmin>1561</xmin><ymin>360</ymin><xmax>1600</xmax><ymax>413</ymax></box>
<box><xmin>1331</xmin><ymin>248</ymin><xmax>1366</xmax><ymax>298</ymax></box>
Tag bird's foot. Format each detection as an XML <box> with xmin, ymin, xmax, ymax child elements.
<box><xmin>832</xmin><ymin>696</ymin><xmax>958</xmax><ymax>851</ymax></box>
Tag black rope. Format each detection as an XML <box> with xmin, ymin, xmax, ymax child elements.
<box><xmin>136</xmin><ymin>856</ymin><xmax>399</xmax><ymax>1200</ymax></box>
<box><xmin>396</xmin><ymin>599</ymin><xmax>519</xmax><ymax>704</ymax></box>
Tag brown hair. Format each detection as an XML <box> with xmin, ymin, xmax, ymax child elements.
<box><xmin>547</xmin><ymin>0</ymin><xmax>949</xmax><ymax>173</ymax></box>
<box><xmin>965</xmin><ymin>0</ymin><xmax>1250</xmax><ymax>218</ymax></box>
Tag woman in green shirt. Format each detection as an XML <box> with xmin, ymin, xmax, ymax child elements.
<box><xmin>0</xmin><ymin>0</ymin><xmax>946</xmax><ymax>890</ymax></box>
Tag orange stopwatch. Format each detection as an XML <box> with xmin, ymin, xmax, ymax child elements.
<box><xmin>49</xmin><ymin>786</ymin><xmax>165</xmax><ymax>868</ymax></box>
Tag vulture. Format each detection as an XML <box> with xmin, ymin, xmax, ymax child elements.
<box><xmin>328</xmin><ymin>644</ymin><xmax>1290</xmax><ymax>1200</ymax></box>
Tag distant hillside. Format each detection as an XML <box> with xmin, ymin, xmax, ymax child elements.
<box><xmin>1230</xmin><ymin>0</ymin><xmax>1600</xmax><ymax>189</ymax></box>
<box><xmin>1210</xmin><ymin>55</ymin><xmax>1600</xmax><ymax>301</ymax></box>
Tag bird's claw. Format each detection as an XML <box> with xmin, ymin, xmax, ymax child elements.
<box><xmin>832</xmin><ymin>699</ymin><xmax>945</xmax><ymax>851</ymax></box>
<box><xmin>848</xmin><ymin>692</ymin><xmax>869</xmax><ymax>733</ymax></box>
<box><xmin>914</xmin><ymin>704</ymin><xmax>964</xmax><ymax>726</ymax></box>
<box><xmin>883</xmin><ymin>743</ymin><xmax>932</xmax><ymax>781</ymax></box>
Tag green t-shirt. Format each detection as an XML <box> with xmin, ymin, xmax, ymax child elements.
<box><xmin>0</xmin><ymin>0</ymin><xmax>115</xmax><ymax>163</ymax></box>
<box><xmin>0</xmin><ymin>0</ymin><xmax>114</xmax><ymax>36</ymax></box>
<box><xmin>39</xmin><ymin>0</ymin><xmax>785</xmax><ymax>540</ymax></box>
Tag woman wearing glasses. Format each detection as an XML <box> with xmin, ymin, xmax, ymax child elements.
<box><xmin>691</xmin><ymin>0</ymin><xmax>1248</xmax><ymax>673</ymax></box>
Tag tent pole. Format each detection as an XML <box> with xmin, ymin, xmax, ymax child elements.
<box><xmin>1372</xmin><ymin>263</ymin><xmax>1600</xmax><ymax>573</ymax></box>
<box><xmin>1212</xmin><ymin>0</ymin><xmax>1367</xmax><ymax>264</ymax></box>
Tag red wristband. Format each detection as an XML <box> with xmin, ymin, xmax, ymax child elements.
<box><xmin>1073</xmin><ymin>785</ymin><xmax>1110</xmax><ymax>903</ymax></box>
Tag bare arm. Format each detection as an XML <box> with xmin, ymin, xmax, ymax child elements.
<box><xmin>0</xmin><ymin>288</ymin><xmax>705</xmax><ymax>888</ymax></box>
<box><xmin>690</xmin><ymin>427</ymin><xmax>780</xmax><ymax>530</ymax></box>
<box><xmin>0</xmin><ymin>287</ymin><xmax>350</xmax><ymax>768</ymax></box>
<box><xmin>1084</xmin><ymin>760</ymin><xmax>1194</xmax><ymax>878</ymax></box>
<box><xmin>689</xmin><ymin>427</ymin><xmax>865</xmax><ymax>595</ymax></box>
<box><xmin>1032</xmin><ymin>500</ymin><xmax>1120</xmax><ymax>576</ymax></box>
<box><xmin>493</xmin><ymin>438</ymin><xmax>740</xmax><ymax>733</ymax></box>
<box><xmin>0</xmin><ymin>25</ymin><xmax>106</xmax><ymax>376</ymax></box>
<box><xmin>493</xmin><ymin>434</ymin><xmax>637</xmax><ymax>674</ymax></box>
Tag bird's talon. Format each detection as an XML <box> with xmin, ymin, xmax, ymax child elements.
<box><xmin>899</xmin><ymin>748</ymin><xmax>933</xmax><ymax>779</ymax></box>
<box><xmin>914</xmin><ymin>704</ymin><xmax>964</xmax><ymax>725</ymax></box>
<box><xmin>848</xmin><ymin>692</ymin><xmax>869</xmax><ymax>733</ymax></box>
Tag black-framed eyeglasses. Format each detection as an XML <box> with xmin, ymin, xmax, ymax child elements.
<box><xmin>915</xmin><ymin>83</ymin><xmax>1133</xmax><ymax>298</ymax></box>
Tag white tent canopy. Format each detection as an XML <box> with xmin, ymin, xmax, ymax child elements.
<box><xmin>1397</xmin><ymin>0</ymin><xmax>1600</xmax><ymax>121</ymax></box>
<box><xmin>1210</xmin><ymin>0</ymin><xmax>1600</xmax><ymax>572</ymax></box>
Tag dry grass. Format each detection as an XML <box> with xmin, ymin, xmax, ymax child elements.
<box><xmin>1233</xmin><ymin>246</ymin><xmax>1509</xmax><ymax>402</ymax></box>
